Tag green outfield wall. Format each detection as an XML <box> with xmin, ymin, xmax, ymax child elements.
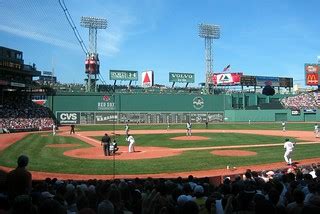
<box><xmin>46</xmin><ymin>92</ymin><xmax>319</xmax><ymax>124</ymax></box>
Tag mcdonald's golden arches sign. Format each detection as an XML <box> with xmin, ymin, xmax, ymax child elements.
<box><xmin>305</xmin><ymin>64</ymin><xmax>319</xmax><ymax>86</ymax></box>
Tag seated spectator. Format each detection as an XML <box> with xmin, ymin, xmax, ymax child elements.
<box><xmin>6</xmin><ymin>155</ymin><xmax>32</xmax><ymax>202</ymax></box>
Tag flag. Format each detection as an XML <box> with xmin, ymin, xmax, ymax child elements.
<box><xmin>223</xmin><ymin>64</ymin><xmax>231</xmax><ymax>72</ymax></box>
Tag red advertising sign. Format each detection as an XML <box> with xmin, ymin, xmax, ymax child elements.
<box><xmin>305</xmin><ymin>64</ymin><xmax>319</xmax><ymax>73</ymax></box>
<box><xmin>306</xmin><ymin>73</ymin><xmax>318</xmax><ymax>85</ymax></box>
<box><xmin>212</xmin><ymin>73</ymin><xmax>243</xmax><ymax>85</ymax></box>
<box><xmin>305</xmin><ymin>64</ymin><xmax>319</xmax><ymax>86</ymax></box>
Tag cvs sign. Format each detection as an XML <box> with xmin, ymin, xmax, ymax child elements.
<box><xmin>57</xmin><ymin>112</ymin><xmax>80</xmax><ymax>124</ymax></box>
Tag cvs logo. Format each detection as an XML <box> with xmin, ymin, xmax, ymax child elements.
<box><xmin>60</xmin><ymin>113</ymin><xmax>77</xmax><ymax>120</ymax></box>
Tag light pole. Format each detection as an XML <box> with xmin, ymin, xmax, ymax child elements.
<box><xmin>80</xmin><ymin>16</ymin><xmax>107</xmax><ymax>92</ymax></box>
<box><xmin>198</xmin><ymin>23</ymin><xmax>220</xmax><ymax>93</ymax></box>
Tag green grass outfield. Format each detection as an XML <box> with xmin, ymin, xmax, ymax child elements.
<box><xmin>0</xmin><ymin>124</ymin><xmax>319</xmax><ymax>175</ymax></box>
<box><xmin>75</xmin><ymin>122</ymin><xmax>316</xmax><ymax>132</ymax></box>
<box><xmin>92</xmin><ymin>133</ymin><xmax>305</xmax><ymax>148</ymax></box>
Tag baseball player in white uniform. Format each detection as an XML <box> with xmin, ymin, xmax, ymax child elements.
<box><xmin>52</xmin><ymin>124</ymin><xmax>56</xmax><ymax>136</ymax></box>
<box><xmin>125</xmin><ymin>123</ymin><xmax>129</xmax><ymax>135</ymax></box>
<box><xmin>315</xmin><ymin>123</ymin><xmax>319</xmax><ymax>138</ymax></box>
<box><xmin>186</xmin><ymin>122</ymin><xmax>192</xmax><ymax>136</ymax></box>
<box><xmin>282</xmin><ymin>121</ymin><xmax>286</xmax><ymax>132</ymax></box>
<box><xmin>284</xmin><ymin>138</ymin><xmax>295</xmax><ymax>165</ymax></box>
<box><xmin>126</xmin><ymin>134</ymin><xmax>135</xmax><ymax>153</ymax></box>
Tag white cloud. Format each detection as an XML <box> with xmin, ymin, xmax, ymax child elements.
<box><xmin>0</xmin><ymin>24</ymin><xmax>79</xmax><ymax>50</ymax></box>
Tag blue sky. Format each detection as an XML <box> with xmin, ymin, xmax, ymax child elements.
<box><xmin>0</xmin><ymin>0</ymin><xmax>319</xmax><ymax>87</ymax></box>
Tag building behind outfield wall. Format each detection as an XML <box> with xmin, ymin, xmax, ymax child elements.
<box><xmin>46</xmin><ymin>92</ymin><xmax>320</xmax><ymax>125</ymax></box>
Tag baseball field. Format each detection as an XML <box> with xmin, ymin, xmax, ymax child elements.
<box><xmin>1</xmin><ymin>122</ymin><xmax>320</xmax><ymax>180</ymax></box>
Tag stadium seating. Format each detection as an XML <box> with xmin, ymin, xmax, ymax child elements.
<box><xmin>0</xmin><ymin>96</ymin><xmax>54</xmax><ymax>132</ymax></box>
<box><xmin>1</xmin><ymin>159</ymin><xmax>320</xmax><ymax>213</ymax></box>
<box><xmin>280</xmin><ymin>92</ymin><xmax>319</xmax><ymax>110</ymax></box>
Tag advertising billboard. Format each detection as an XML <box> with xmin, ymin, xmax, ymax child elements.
<box><xmin>240</xmin><ymin>75</ymin><xmax>256</xmax><ymax>86</ymax></box>
<box><xmin>56</xmin><ymin>112</ymin><xmax>80</xmax><ymax>124</ymax></box>
<box><xmin>109</xmin><ymin>70</ymin><xmax>138</xmax><ymax>81</ymax></box>
<box><xmin>169</xmin><ymin>72</ymin><xmax>195</xmax><ymax>83</ymax></box>
<box><xmin>279</xmin><ymin>77</ymin><xmax>293</xmax><ymax>88</ymax></box>
<box><xmin>141</xmin><ymin>70</ymin><xmax>154</xmax><ymax>87</ymax></box>
<box><xmin>305</xmin><ymin>64</ymin><xmax>319</xmax><ymax>86</ymax></box>
<box><xmin>212</xmin><ymin>73</ymin><xmax>243</xmax><ymax>85</ymax></box>
<box><xmin>255</xmin><ymin>76</ymin><xmax>280</xmax><ymax>87</ymax></box>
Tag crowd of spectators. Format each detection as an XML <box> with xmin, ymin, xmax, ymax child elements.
<box><xmin>0</xmin><ymin>96</ymin><xmax>54</xmax><ymax>132</ymax></box>
<box><xmin>280</xmin><ymin>93</ymin><xmax>319</xmax><ymax>110</ymax></box>
<box><xmin>1</xmin><ymin>155</ymin><xmax>320</xmax><ymax>213</ymax></box>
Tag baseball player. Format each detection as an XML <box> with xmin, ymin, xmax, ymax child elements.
<box><xmin>126</xmin><ymin>134</ymin><xmax>135</xmax><ymax>153</ymax></box>
<box><xmin>284</xmin><ymin>138</ymin><xmax>296</xmax><ymax>165</ymax></box>
<box><xmin>186</xmin><ymin>122</ymin><xmax>192</xmax><ymax>136</ymax></box>
<box><xmin>70</xmin><ymin>124</ymin><xmax>75</xmax><ymax>134</ymax></box>
<box><xmin>52</xmin><ymin>124</ymin><xmax>56</xmax><ymax>136</ymax></box>
<box><xmin>282</xmin><ymin>121</ymin><xmax>286</xmax><ymax>132</ymax></box>
<box><xmin>315</xmin><ymin>123</ymin><xmax>319</xmax><ymax>138</ymax></box>
<box><xmin>125</xmin><ymin>123</ymin><xmax>129</xmax><ymax>135</ymax></box>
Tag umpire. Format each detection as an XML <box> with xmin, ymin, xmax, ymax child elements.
<box><xmin>101</xmin><ymin>133</ymin><xmax>111</xmax><ymax>156</ymax></box>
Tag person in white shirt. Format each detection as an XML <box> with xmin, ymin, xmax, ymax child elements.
<box><xmin>52</xmin><ymin>124</ymin><xmax>56</xmax><ymax>136</ymax></box>
<box><xmin>284</xmin><ymin>138</ymin><xmax>295</xmax><ymax>165</ymax></box>
<box><xmin>126</xmin><ymin>134</ymin><xmax>135</xmax><ymax>153</ymax></box>
<box><xmin>282</xmin><ymin>121</ymin><xmax>286</xmax><ymax>132</ymax></box>
<box><xmin>186</xmin><ymin>122</ymin><xmax>192</xmax><ymax>136</ymax></box>
<box><xmin>125</xmin><ymin>123</ymin><xmax>129</xmax><ymax>135</ymax></box>
<box><xmin>314</xmin><ymin>123</ymin><xmax>319</xmax><ymax>138</ymax></box>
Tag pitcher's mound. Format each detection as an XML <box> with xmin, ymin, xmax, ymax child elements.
<box><xmin>171</xmin><ymin>136</ymin><xmax>209</xmax><ymax>141</ymax></box>
<box><xmin>211</xmin><ymin>150</ymin><xmax>257</xmax><ymax>157</ymax></box>
<box><xmin>63</xmin><ymin>146</ymin><xmax>182</xmax><ymax>160</ymax></box>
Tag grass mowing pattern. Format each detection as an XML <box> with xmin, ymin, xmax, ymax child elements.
<box><xmin>93</xmin><ymin>133</ymin><xmax>300</xmax><ymax>148</ymax></box>
<box><xmin>0</xmin><ymin>132</ymin><xmax>319</xmax><ymax>175</ymax></box>
<box><xmin>76</xmin><ymin>122</ymin><xmax>315</xmax><ymax>132</ymax></box>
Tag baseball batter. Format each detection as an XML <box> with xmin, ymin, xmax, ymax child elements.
<box><xmin>284</xmin><ymin>138</ymin><xmax>295</xmax><ymax>165</ymax></box>
<box><xmin>126</xmin><ymin>134</ymin><xmax>135</xmax><ymax>153</ymax></box>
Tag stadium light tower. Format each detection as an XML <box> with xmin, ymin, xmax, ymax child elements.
<box><xmin>198</xmin><ymin>23</ymin><xmax>220</xmax><ymax>93</ymax></box>
<box><xmin>80</xmin><ymin>16</ymin><xmax>107</xmax><ymax>92</ymax></box>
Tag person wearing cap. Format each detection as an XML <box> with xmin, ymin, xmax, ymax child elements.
<box><xmin>101</xmin><ymin>133</ymin><xmax>111</xmax><ymax>156</ymax></box>
<box><xmin>282</xmin><ymin>121</ymin><xmax>286</xmax><ymax>132</ymax></box>
<box><xmin>193</xmin><ymin>185</ymin><xmax>207</xmax><ymax>213</ymax></box>
<box><xmin>284</xmin><ymin>138</ymin><xmax>296</xmax><ymax>165</ymax></box>
<box><xmin>126</xmin><ymin>134</ymin><xmax>136</xmax><ymax>153</ymax></box>
<box><xmin>186</xmin><ymin>122</ymin><xmax>192</xmax><ymax>136</ymax></box>
<box><xmin>125</xmin><ymin>123</ymin><xmax>129</xmax><ymax>135</ymax></box>
<box><xmin>52</xmin><ymin>123</ymin><xmax>56</xmax><ymax>136</ymax></box>
<box><xmin>315</xmin><ymin>123</ymin><xmax>319</xmax><ymax>138</ymax></box>
<box><xmin>70</xmin><ymin>124</ymin><xmax>75</xmax><ymax>134</ymax></box>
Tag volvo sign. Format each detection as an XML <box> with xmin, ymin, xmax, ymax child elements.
<box><xmin>169</xmin><ymin>72</ymin><xmax>195</xmax><ymax>83</ymax></box>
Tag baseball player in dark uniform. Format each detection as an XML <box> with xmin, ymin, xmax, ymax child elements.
<box><xmin>70</xmin><ymin>124</ymin><xmax>75</xmax><ymax>134</ymax></box>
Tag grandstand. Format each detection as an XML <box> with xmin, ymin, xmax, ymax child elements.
<box><xmin>0</xmin><ymin>46</ymin><xmax>55</xmax><ymax>133</ymax></box>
